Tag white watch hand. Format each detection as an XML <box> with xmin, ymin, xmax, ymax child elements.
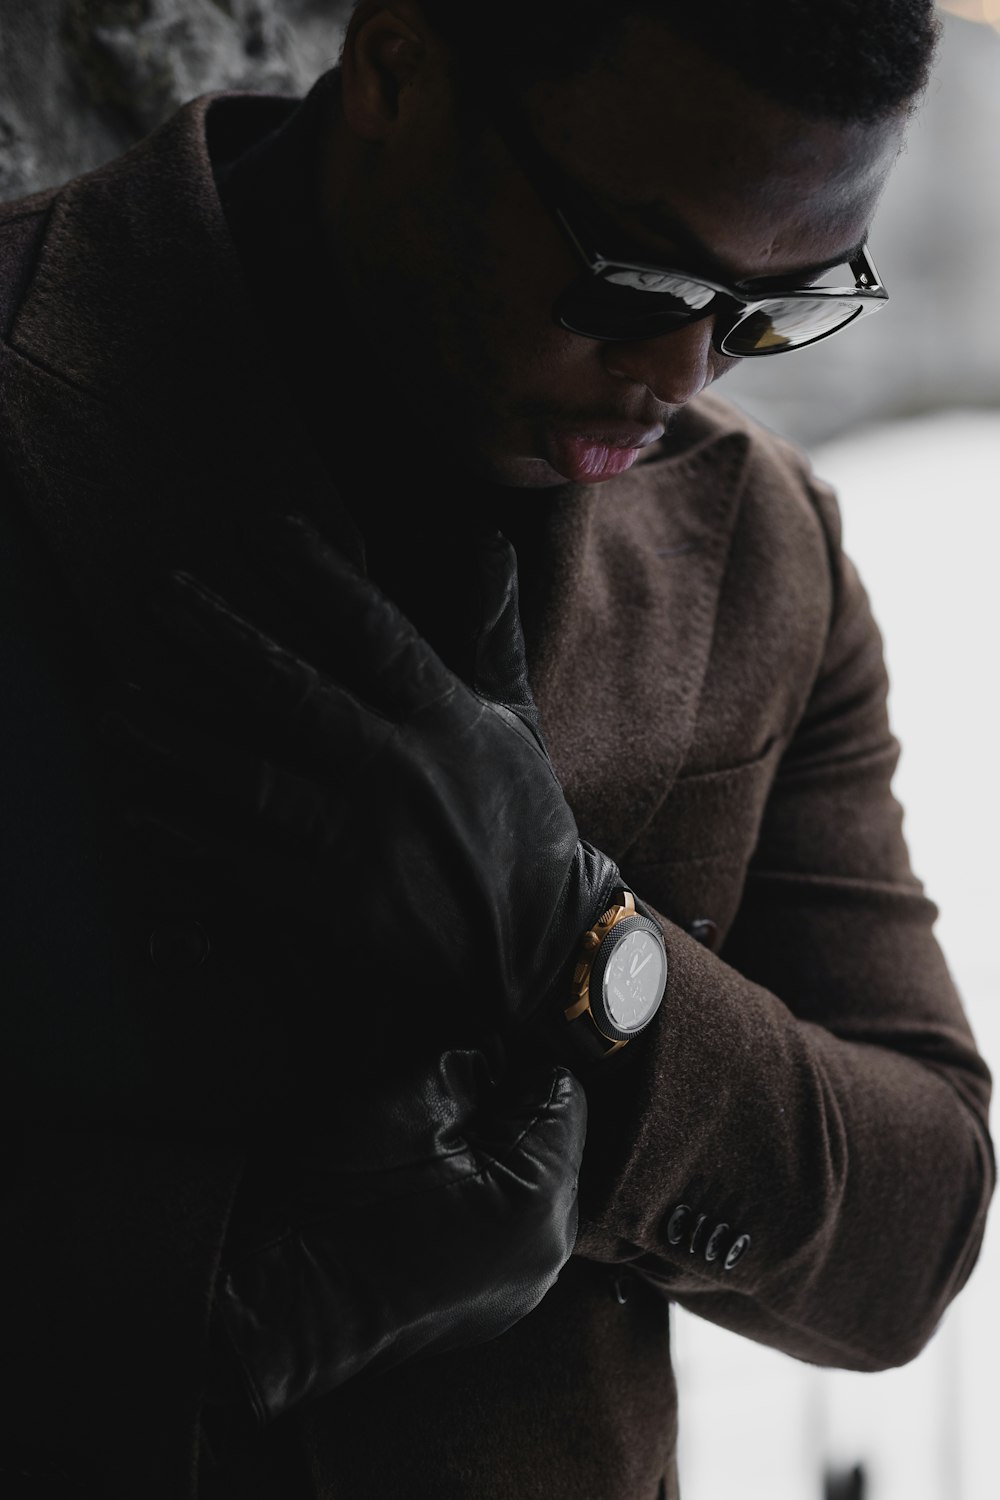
<box><xmin>629</xmin><ymin>951</ymin><xmax>652</xmax><ymax>979</ymax></box>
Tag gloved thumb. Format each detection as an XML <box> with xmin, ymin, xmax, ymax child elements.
<box><xmin>468</xmin><ymin>1062</ymin><xmax>587</xmax><ymax>1195</ymax></box>
<box><xmin>466</xmin><ymin>527</ymin><xmax>546</xmax><ymax>743</ymax></box>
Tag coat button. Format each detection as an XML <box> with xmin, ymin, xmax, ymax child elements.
<box><xmin>666</xmin><ymin>1204</ymin><xmax>692</xmax><ymax>1246</ymax></box>
<box><xmin>704</xmin><ymin>1222</ymin><xmax>731</xmax><ymax>1262</ymax></box>
<box><xmin>688</xmin><ymin>1213</ymin><xmax>709</xmax><ymax>1255</ymax></box>
<box><xmin>688</xmin><ymin>917</ymin><xmax>719</xmax><ymax>950</ymax></box>
<box><xmin>610</xmin><ymin>1272</ymin><xmax>630</xmax><ymax>1305</ymax></box>
<box><xmin>149</xmin><ymin>919</ymin><xmax>210</xmax><ymax>974</ymax></box>
<box><xmin>724</xmin><ymin>1233</ymin><xmax>752</xmax><ymax>1270</ymax></box>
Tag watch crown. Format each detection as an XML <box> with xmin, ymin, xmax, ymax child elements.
<box><xmin>582</xmin><ymin>929</ymin><xmax>601</xmax><ymax>951</ymax></box>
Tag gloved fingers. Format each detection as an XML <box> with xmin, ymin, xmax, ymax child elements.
<box><xmin>472</xmin><ymin>1063</ymin><xmax>588</xmax><ymax>1181</ymax></box>
<box><xmin>129</xmin><ymin>566</ymin><xmax>404</xmax><ymax>771</ymax></box>
<box><xmin>212</xmin><ymin>1055</ymin><xmax>587</xmax><ymax>1423</ymax></box>
<box><xmin>110</xmin><ymin>790</ymin><xmax>331</xmax><ymax>912</ymax></box>
<box><xmin>114</xmin><ymin>791</ymin><xmax>240</xmax><ymax>865</ymax></box>
<box><xmin>405</xmin><ymin>1062</ymin><xmax>586</xmax><ymax>1321</ymax></box>
<box><xmin>143</xmin><ymin>567</ymin><xmax>373</xmax><ymax>733</ymax></box>
<box><xmin>237</xmin><ymin>512</ymin><xmax>469</xmax><ymax>725</ymax></box>
<box><xmin>102</xmin><ymin>691</ymin><xmax>279</xmax><ymax>797</ymax></box>
<box><xmin>99</xmin><ymin>695</ymin><xmax>358</xmax><ymax>858</ymax></box>
<box><xmin>467</xmin><ymin>530</ymin><xmax>541</xmax><ymax>725</ymax></box>
<box><xmin>248</xmin><ymin>1058</ymin><xmax>586</xmax><ymax>1253</ymax></box>
<box><xmin>343</xmin><ymin>1058</ymin><xmax>588</xmax><ymax>1229</ymax></box>
<box><xmin>280</xmin><ymin>1048</ymin><xmax>496</xmax><ymax>1188</ymax></box>
<box><xmin>467</xmin><ymin>1063</ymin><xmax>587</xmax><ymax>1277</ymax></box>
<box><xmin>256</xmin><ymin>1047</ymin><xmax>540</xmax><ymax>1212</ymax></box>
<box><xmin>247</xmin><ymin>515</ymin><xmax>545</xmax><ymax>738</ymax></box>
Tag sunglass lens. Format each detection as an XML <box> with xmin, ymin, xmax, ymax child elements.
<box><xmin>555</xmin><ymin>275</ymin><xmax>867</xmax><ymax>352</ymax></box>
<box><xmin>601</xmin><ymin>268</ymin><xmax>716</xmax><ymax>308</ymax></box>
<box><xmin>554</xmin><ymin>268</ymin><xmax>719</xmax><ymax>342</ymax></box>
<box><xmin>721</xmin><ymin>297</ymin><xmax>862</xmax><ymax>355</ymax></box>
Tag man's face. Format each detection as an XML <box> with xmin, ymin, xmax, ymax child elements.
<box><xmin>322</xmin><ymin>9</ymin><xmax>906</xmax><ymax>489</ymax></box>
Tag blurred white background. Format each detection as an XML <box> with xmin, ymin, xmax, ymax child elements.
<box><xmin>675</xmin><ymin>9</ymin><xmax>1000</xmax><ymax>1498</ymax></box>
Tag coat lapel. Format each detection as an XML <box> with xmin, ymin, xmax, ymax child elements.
<box><xmin>3</xmin><ymin>78</ymin><xmax>364</xmax><ymax>688</ymax></box>
<box><xmin>502</xmin><ymin>420</ymin><xmax>751</xmax><ymax>857</ymax></box>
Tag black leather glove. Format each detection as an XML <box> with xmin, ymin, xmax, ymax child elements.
<box><xmin>204</xmin><ymin>1047</ymin><xmax>587</xmax><ymax>1425</ymax></box>
<box><xmin>99</xmin><ymin>512</ymin><xmax>622</xmax><ymax>1033</ymax></box>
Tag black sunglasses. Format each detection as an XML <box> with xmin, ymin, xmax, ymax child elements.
<box><xmin>485</xmin><ymin>92</ymin><xmax>889</xmax><ymax>356</ymax></box>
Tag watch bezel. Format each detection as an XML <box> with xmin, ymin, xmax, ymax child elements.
<box><xmin>588</xmin><ymin>914</ymin><xmax>667</xmax><ymax>1043</ymax></box>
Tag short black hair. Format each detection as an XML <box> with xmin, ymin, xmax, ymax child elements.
<box><xmin>407</xmin><ymin>0</ymin><xmax>942</xmax><ymax>122</ymax></box>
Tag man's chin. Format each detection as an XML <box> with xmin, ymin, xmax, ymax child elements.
<box><xmin>491</xmin><ymin>457</ymin><xmax>576</xmax><ymax>490</ymax></box>
<box><xmin>454</xmin><ymin>445</ymin><xmax>574</xmax><ymax>491</ymax></box>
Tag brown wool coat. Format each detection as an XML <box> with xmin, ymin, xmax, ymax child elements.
<box><xmin>0</xmin><ymin>78</ymin><xmax>994</xmax><ymax>1500</ymax></box>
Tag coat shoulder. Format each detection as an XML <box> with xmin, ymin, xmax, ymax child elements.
<box><xmin>626</xmin><ymin>388</ymin><xmax>846</xmax><ymax>596</ymax></box>
<box><xmin>667</xmin><ymin>389</ymin><xmax>844</xmax><ymax>550</ymax></box>
<box><xmin>0</xmin><ymin>190</ymin><xmax>58</xmax><ymax>342</ymax></box>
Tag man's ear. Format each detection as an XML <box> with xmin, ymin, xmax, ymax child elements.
<box><xmin>340</xmin><ymin>1</ymin><xmax>432</xmax><ymax>141</ymax></box>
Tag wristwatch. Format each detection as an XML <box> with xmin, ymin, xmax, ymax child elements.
<box><xmin>563</xmin><ymin>890</ymin><xmax>667</xmax><ymax>1062</ymax></box>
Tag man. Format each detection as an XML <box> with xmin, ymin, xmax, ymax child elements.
<box><xmin>0</xmin><ymin>1</ymin><xmax>994</xmax><ymax>1497</ymax></box>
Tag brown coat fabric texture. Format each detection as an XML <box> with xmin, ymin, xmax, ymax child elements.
<box><xmin>0</xmin><ymin>72</ymin><xmax>994</xmax><ymax>1500</ymax></box>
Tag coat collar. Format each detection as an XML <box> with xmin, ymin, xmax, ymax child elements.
<box><xmin>2</xmin><ymin>75</ymin><xmax>752</xmax><ymax>853</ymax></box>
<box><xmin>4</xmin><ymin>73</ymin><xmax>365</xmax><ymax>668</ymax></box>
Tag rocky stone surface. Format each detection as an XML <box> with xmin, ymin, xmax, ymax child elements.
<box><xmin>0</xmin><ymin>0</ymin><xmax>350</xmax><ymax>200</ymax></box>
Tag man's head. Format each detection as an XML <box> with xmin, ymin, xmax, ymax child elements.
<box><xmin>410</xmin><ymin>0</ymin><xmax>941</xmax><ymax>122</ymax></box>
<box><xmin>314</xmin><ymin>0</ymin><xmax>939</xmax><ymax>488</ymax></box>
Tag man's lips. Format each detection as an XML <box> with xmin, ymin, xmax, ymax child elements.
<box><xmin>545</xmin><ymin>426</ymin><xmax>665</xmax><ymax>484</ymax></box>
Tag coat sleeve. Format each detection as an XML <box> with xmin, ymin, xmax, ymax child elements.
<box><xmin>572</xmin><ymin>471</ymin><xmax>995</xmax><ymax>1374</ymax></box>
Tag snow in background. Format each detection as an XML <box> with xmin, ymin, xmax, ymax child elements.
<box><xmin>674</xmin><ymin>401</ymin><xmax>1000</xmax><ymax>1500</ymax></box>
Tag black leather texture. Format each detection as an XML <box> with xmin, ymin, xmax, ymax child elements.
<box><xmin>97</xmin><ymin>511</ymin><xmax>623</xmax><ymax>1037</ymax></box>
<box><xmin>206</xmin><ymin>1048</ymin><xmax>588</xmax><ymax>1425</ymax></box>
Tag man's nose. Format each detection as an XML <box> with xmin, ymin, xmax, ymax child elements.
<box><xmin>601</xmin><ymin>316</ymin><xmax>718</xmax><ymax>406</ymax></box>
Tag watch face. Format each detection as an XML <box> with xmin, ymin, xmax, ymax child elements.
<box><xmin>602</xmin><ymin>927</ymin><xmax>667</xmax><ymax>1033</ymax></box>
